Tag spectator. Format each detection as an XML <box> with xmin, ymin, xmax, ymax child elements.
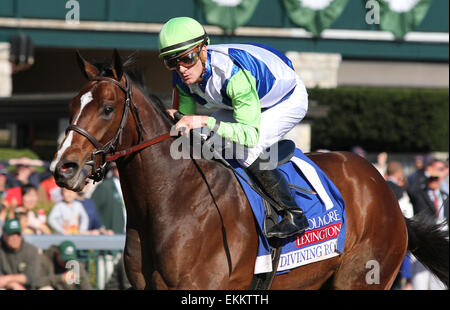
<box><xmin>18</xmin><ymin>184</ymin><xmax>51</xmax><ymax>235</ymax></box>
<box><xmin>38</xmin><ymin>176</ymin><xmax>62</xmax><ymax>203</ymax></box>
<box><xmin>91</xmin><ymin>163</ymin><xmax>126</xmax><ymax>234</ymax></box>
<box><xmin>40</xmin><ymin>240</ymin><xmax>92</xmax><ymax>290</ymax></box>
<box><xmin>440</xmin><ymin>159</ymin><xmax>449</xmax><ymax>195</ymax></box>
<box><xmin>1</xmin><ymin>184</ymin><xmax>51</xmax><ymax>235</ymax></box>
<box><xmin>407</xmin><ymin>156</ymin><xmax>438</xmax><ymax>196</ymax></box>
<box><xmin>384</xmin><ymin>161</ymin><xmax>413</xmax><ymax>290</ymax></box>
<box><xmin>385</xmin><ymin>161</ymin><xmax>414</xmax><ymax>219</ymax></box>
<box><xmin>3</xmin><ymin>186</ymin><xmax>22</xmax><ymax>206</ymax></box>
<box><xmin>0</xmin><ymin>197</ymin><xmax>17</xmax><ymax>233</ymax></box>
<box><xmin>406</xmin><ymin>155</ymin><xmax>424</xmax><ymax>190</ymax></box>
<box><xmin>2</xmin><ymin>157</ymin><xmax>52</xmax><ymax>189</ymax></box>
<box><xmin>409</xmin><ymin>162</ymin><xmax>448</xmax><ymax>224</ymax></box>
<box><xmin>409</xmin><ymin>163</ymin><xmax>448</xmax><ymax>290</ymax></box>
<box><xmin>76</xmin><ymin>184</ymin><xmax>113</xmax><ymax>235</ymax></box>
<box><xmin>373</xmin><ymin>152</ymin><xmax>388</xmax><ymax>176</ymax></box>
<box><xmin>0</xmin><ymin>218</ymin><xmax>42</xmax><ymax>290</ymax></box>
<box><xmin>14</xmin><ymin>207</ymin><xmax>34</xmax><ymax>235</ymax></box>
<box><xmin>414</xmin><ymin>154</ymin><xmax>425</xmax><ymax>171</ymax></box>
<box><xmin>0</xmin><ymin>167</ymin><xmax>12</xmax><ymax>232</ymax></box>
<box><xmin>48</xmin><ymin>188</ymin><xmax>89</xmax><ymax>235</ymax></box>
<box><xmin>1</xmin><ymin>186</ymin><xmax>22</xmax><ymax>232</ymax></box>
<box><xmin>351</xmin><ymin>145</ymin><xmax>366</xmax><ymax>158</ymax></box>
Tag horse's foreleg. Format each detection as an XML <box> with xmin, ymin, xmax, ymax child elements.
<box><xmin>124</xmin><ymin>227</ymin><xmax>146</xmax><ymax>289</ymax></box>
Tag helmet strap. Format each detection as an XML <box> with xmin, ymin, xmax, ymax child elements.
<box><xmin>195</xmin><ymin>42</ymin><xmax>208</xmax><ymax>83</ymax></box>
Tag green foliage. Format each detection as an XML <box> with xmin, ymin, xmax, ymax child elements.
<box><xmin>309</xmin><ymin>87</ymin><xmax>449</xmax><ymax>152</ymax></box>
<box><xmin>0</xmin><ymin>148</ymin><xmax>40</xmax><ymax>162</ymax></box>
<box><xmin>0</xmin><ymin>148</ymin><xmax>45</xmax><ymax>173</ymax></box>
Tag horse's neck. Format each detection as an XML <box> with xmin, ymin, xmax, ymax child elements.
<box><xmin>116</xmin><ymin>86</ymin><xmax>195</xmax><ymax>218</ymax></box>
<box><xmin>118</xmin><ymin>83</ymin><xmax>177</xmax><ymax>172</ymax></box>
<box><xmin>130</xmin><ymin>85</ymin><xmax>172</xmax><ymax>144</ymax></box>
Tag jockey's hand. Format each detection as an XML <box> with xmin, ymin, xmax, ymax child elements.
<box><xmin>166</xmin><ymin>109</ymin><xmax>178</xmax><ymax>120</ymax></box>
<box><xmin>174</xmin><ymin>115</ymin><xmax>209</xmax><ymax>137</ymax></box>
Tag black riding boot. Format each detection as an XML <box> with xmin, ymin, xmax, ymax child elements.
<box><xmin>246</xmin><ymin>158</ymin><xmax>309</xmax><ymax>239</ymax></box>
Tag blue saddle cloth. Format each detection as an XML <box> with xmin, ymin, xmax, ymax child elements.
<box><xmin>230</xmin><ymin>149</ymin><xmax>346</xmax><ymax>274</ymax></box>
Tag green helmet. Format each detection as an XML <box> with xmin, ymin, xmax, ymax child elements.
<box><xmin>158</xmin><ymin>17</ymin><xmax>209</xmax><ymax>58</ymax></box>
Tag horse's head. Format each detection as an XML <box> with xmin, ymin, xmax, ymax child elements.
<box><xmin>51</xmin><ymin>50</ymin><xmax>133</xmax><ymax>191</ymax></box>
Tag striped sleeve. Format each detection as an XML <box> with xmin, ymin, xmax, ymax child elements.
<box><xmin>207</xmin><ymin>69</ymin><xmax>260</xmax><ymax>147</ymax></box>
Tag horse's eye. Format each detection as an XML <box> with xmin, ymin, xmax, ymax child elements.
<box><xmin>102</xmin><ymin>105</ymin><xmax>115</xmax><ymax>116</ymax></box>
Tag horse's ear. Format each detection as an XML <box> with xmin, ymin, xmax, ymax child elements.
<box><xmin>112</xmin><ymin>49</ymin><xmax>123</xmax><ymax>81</ymax></box>
<box><xmin>76</xmin><ymin>50</ymin><xmax>98</xmax><ymax>79</ymax></box>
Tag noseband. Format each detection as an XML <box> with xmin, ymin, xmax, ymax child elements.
<box><xmin>65</xmin><ymin>74</ymin><xmax>170</xmax><ymax>182</ymax></box>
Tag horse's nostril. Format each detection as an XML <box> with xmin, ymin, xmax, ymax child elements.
<box><xmin>56</xmin><ymin>161</ymin><xmax>79</xmax><ymax>178</ymax></box>
<box><xmin>62</xmin><ymin>162</ymin><xmax>78</xmax><ymax>172</ymax></box>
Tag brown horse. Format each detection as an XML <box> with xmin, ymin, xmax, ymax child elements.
<box><xmin>52</xmin><ymin>51</ymin><xmax>448</xmax><ymax>290</ymax></box>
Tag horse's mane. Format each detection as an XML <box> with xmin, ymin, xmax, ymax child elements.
<box><xmin>92</xmin><ymin>52</ymin><xmax>175</xmax><ymax>127</ymax></box>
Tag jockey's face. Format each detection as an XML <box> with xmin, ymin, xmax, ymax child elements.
<box><xmin>175</xmin><ymin>45</ymin><xmax>207</xmax><ymax>85</ymax></box>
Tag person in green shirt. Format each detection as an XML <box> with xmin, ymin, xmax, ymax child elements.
<box><xmin>40</xmin><ymin>240</ymin><xmax>92</xmax><ymax>290</ymax></box>
<box><xmin>0</xmin><ymin>218</ymin><xmax>42</xmax><ymax>289</ymax></box>
<box><xmin>91</xmin><ymin>163</ymin><xmax>125</xmax><ymax>234</ymax></box>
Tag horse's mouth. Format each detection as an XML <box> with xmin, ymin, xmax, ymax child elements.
<box><xmin>54</xmin><ymin>161</ymin><xmax>93</xmax><ymax>192</ymax></box>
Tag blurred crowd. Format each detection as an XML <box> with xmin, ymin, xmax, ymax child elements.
<box><xmin>0</xmin><ymin>157</ymin><xmax>125</xmax><ymax>236</ymax></box>
<box><xmin>0</xmin><ymin>157</ymin><xmax>129</xmax><ymax>290</ymax></box>
<box><xmin>349</xmin><ymin>146</ymin><xmax>449</xmax><ymax>290</ymax></box>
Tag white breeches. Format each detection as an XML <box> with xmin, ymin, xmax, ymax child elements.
<box><xmin>205</xmin><ymin>77</ymin><xmax>308</xmax><ymax>168</ymax></box>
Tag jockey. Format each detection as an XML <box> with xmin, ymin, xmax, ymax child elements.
<box><xmin>159</xmin><ymin>17</ymin><xmax>309</xmax><ymax>239</ymax></box>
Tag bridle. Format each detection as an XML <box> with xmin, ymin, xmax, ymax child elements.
<box><xmin>65</xmin><ymin>74</ymin><xmax>171</xmax><ymax>182</ymax></box>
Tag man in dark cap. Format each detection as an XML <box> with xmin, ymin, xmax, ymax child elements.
<box><xmin>40</xmin><ymin>240</ymin><xmax>92</xmax><ymax>290</ymax></box>
<box><xmin>0</xmin><ymin>218</ymin><xmax>42</xmax><ymax>289</ymax></box>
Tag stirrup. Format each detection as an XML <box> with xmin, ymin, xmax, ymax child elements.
<box><xmin>266</xmin><ymin>210</ymin><xmax>309</xmax><ymax>239</ymax></box>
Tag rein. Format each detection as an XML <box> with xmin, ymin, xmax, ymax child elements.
<box><xmin>66</xmin><ymin>74</ymin><xmax>171</xmax><ymax>182</ymax></box>
<box><xmin>105</xmin><ymin>133</ymin><xmax>171</xmax><ymax>161</ymax></box>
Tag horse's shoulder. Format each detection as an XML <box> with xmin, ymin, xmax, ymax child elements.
<box><xmin>306</xmin><ymin>151</ymin><xmax>376</xmax><ymax>181</ymax></box>
<box><xmin>196</xmin><ymin>159</ymin><xmax>237</xmax><ymax>182</ymax></box>
<box><xmin>306</xmin><ymin>151</ymin><xmax>350</xmax><ymax>164</ymax></box>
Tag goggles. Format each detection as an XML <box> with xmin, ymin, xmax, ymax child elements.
<box><xmin>163</xmin><ymin>46</ymin><xmax>201</xmax><ymax>70</ymax></box>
